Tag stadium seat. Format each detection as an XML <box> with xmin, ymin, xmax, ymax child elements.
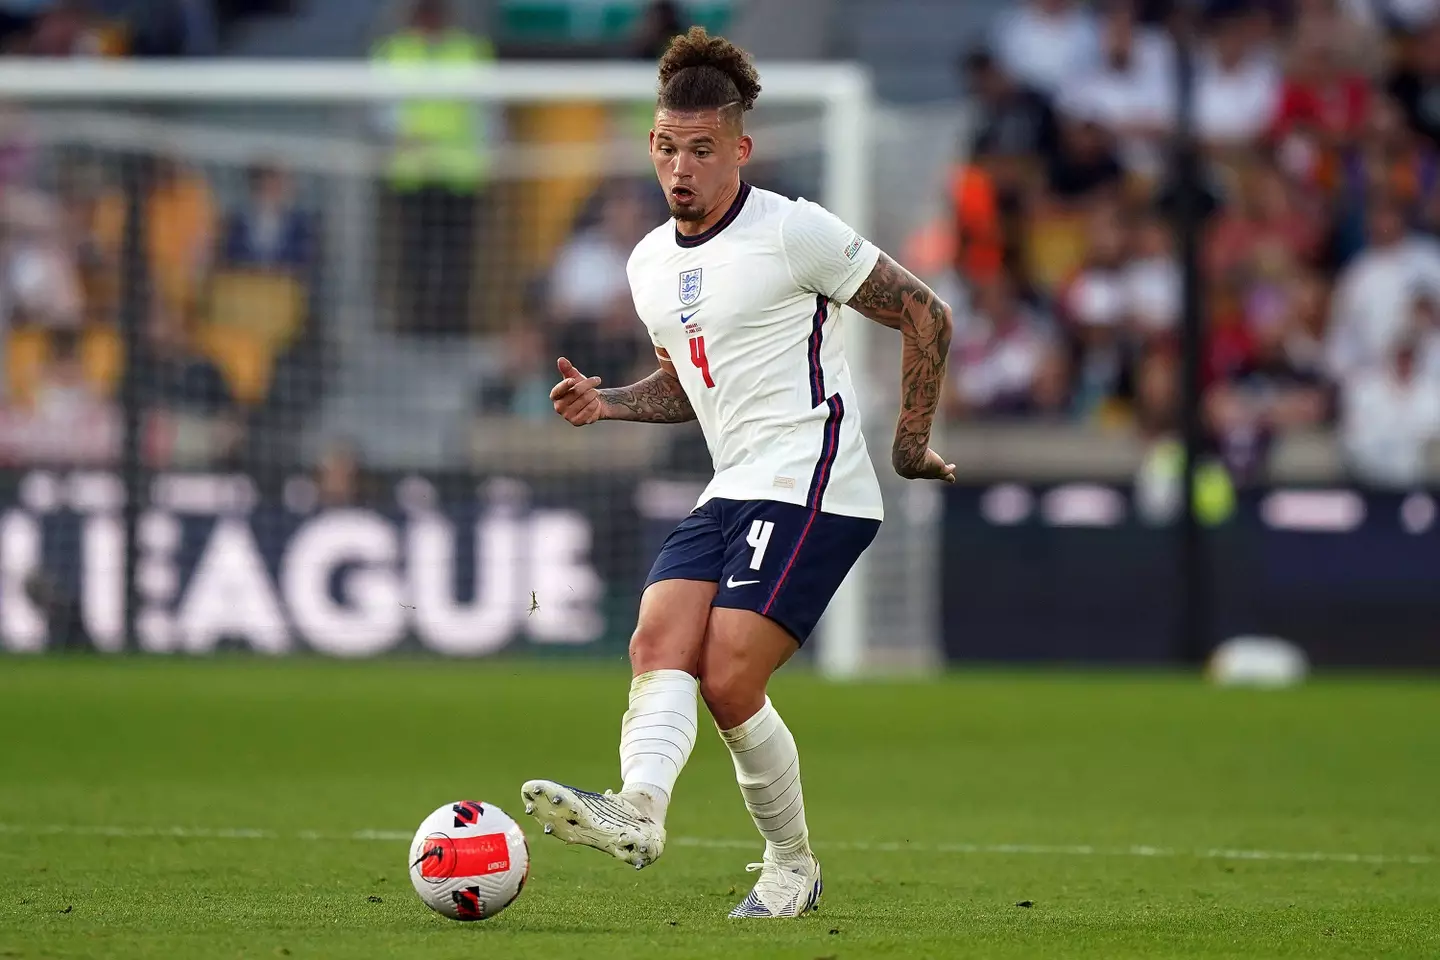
<box><xmin>207</xmin><ymin>270</ymin><xmax>306</xmax><ymax>348</ymax></box>
<box><xmin>81</xmin><ymin>325</ymin><xmax>123</xmax><ymax>397</ymax></box>
<box><xmin>1025</xmin><ymin>214</ymin><xmax>1088</xmax><ymax>293</ymax></box>
<box><xmin>4</xmin><ymin>327</ymin><xmax>49</xmax><ymax>406</ymax></box>
<box><xmin>4</xmin><ymin>327</ymin><xmax>125</xmax><ymax>405</ymax></box>
<box><xmin>194</xmin><ymin>323</ymin><xmax>276</xmax><ymax>406</ymax></box>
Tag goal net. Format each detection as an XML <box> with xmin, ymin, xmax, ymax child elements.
<box><xmin>0</xmin><ymin>59</ymin><xmax>935</xmax><ymax>675</ymax></box>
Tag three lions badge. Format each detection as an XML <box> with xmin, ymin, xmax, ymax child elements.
<box><xmin>679</xmin><ymin>268</ymin><xmax>703</xmax><ymax>306</ymax></box>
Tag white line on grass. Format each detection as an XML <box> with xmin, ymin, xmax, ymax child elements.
<box><xmin>675</xmin><ymin>837</ymin><xmax>1438</xmax><ymax>865</ymax></box>
<box><xmin>0</xmin><ymin>823</ymin><xmax>1432</xmax><ymax>866</ymax></box>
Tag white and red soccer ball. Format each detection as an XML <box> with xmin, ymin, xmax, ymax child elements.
<box><xmin>408</xmin><ymin>801</ymin><xmax>529</xmax><ymax>921</ymax></box>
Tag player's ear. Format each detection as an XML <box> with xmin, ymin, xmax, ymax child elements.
<box><xmin>648</xmin><ymin>128</ymin><xmax>657</xmax><ymax>153</ymax></box>
<box><xmin>736</xmin><ymin>134</ymin><xmax>753</xmax><ymax>167</ymax></box>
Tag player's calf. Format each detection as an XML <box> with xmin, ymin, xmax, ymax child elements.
<box><xmin>703</xmin><ymin>611</ymin><xmax>815</xmax><ymax>858</ymax></box>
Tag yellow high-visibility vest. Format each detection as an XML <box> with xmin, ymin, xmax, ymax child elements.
<box><xmin>373</xmin><ymin>29</ymin><xmax>494</xmax><ymax>192</ymax></box>
<box><xmin>628</xmin><ymin>98</ymin><xmax>656</xmax><ymax>140</ymax></box>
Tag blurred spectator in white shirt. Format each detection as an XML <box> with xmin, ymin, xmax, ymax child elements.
<box><xmin>549</xmin><ymin>184</ymin><xmax>646</xmax><ymax>325</ymax></box>
<box><xmin>1058</xmin><ymin>2</ymin><xmax>1174</xmax><ymax>178</ymax></box>
<box><xmin>220</xmin><ymin>163</ymin><xmax>314</xmax><ymax>274</ymax></box>
<box><xmin>0</xmin><ymin>327</ymin><xmax>116</xmax><ymax>464</ymax></box>
<box><xmin>946</xmin><ymin>273</ymin><xmax>1067</xmax><ymax>419</ymax></box>
<box><xmin>1059</xmin><ymin>205</ymin><xmax>1132</xmax><ymax>415</ymax></box>
<box><xmin>1124</xmin><ymin>210</ymin><xmax>1182</xmax><ymax>339</ymax></box>
<box><xmin>1</xmin><ymin>188</ymin><xmax>82</xmax><ymax>330</ymax></box>
<box><xmin>30</xmin><ymin>327</ymin><xmax>100</xmax><ymax>422</ymax></box>
<box><xmin>1341</xmin><ymin>331</ymin><xmax>1440</xmax><ymax>487</ymax></box>
<box><xmin>1194</xmin><ymin>7</ymin><xmax>1281</xmax><ymax>148</ymax></box>
<box><xmin>1327</xmin><ymin>198</ymin><xmax>1440</xmax><ymax>380</ymax></box>
<box><xmin>548</xmin><ymin>182</ymin><xmax>653</xmax><ymax>385</ymax></box>
<box><xmin>991</xmin><ymin>0</ymin><xmax>1099</xmax><ymax>101</ymax></box>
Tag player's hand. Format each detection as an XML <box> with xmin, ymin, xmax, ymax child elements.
<box><xmin>551</xmin><ymin>357</ymin><xmax>606</xmax><ymax>426</ymax></box>
<box><xmin>894</xmin><ymin>447</ymin><xmax>956</xmax><ymax>484</ymax></box>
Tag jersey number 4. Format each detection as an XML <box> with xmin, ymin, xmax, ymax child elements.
<box><xmin>688</xmin><ymin>335</ymin><xmax>715</xmax><ymax>389</ymax></box>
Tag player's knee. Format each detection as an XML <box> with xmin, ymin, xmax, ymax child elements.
<box><xmin>699</xmin><ymin>665</ymin><xmax>765</xmax><ymax>731</ymax></box>
<box><xmin>628</xmin><ymin>622</ymin><xmax>696</xmax><ymax>675</ymax></box>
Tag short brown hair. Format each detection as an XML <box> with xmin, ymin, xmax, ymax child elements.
<box><xmin>657</xmin><ymin>27</ymin><xmax>762</xmax><ymax>121</ymax></box>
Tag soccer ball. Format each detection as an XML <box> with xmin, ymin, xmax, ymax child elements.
<box><xmin>408</xmin><ymin>801</ymin><xmax>530</xmax><ymax>921</ymax></box>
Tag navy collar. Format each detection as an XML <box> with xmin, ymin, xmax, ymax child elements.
<box><xmin>674</xmin><ymin>181</ymin><xmax>751</xmax><ymax>248</ymax></box>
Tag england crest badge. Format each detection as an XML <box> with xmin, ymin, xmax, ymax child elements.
<box><xmin>678</xmin><ymin>268</ymin><xmax>703</xmax><ymax>306</ymax></box>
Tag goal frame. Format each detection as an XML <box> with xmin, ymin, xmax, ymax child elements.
<box><xmin>0</xmin><ymin>58</ymin><xmax>877</xmax><ymax>678</ymax></box>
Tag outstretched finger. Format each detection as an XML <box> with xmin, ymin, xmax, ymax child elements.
<box><xmin>562</xmin><ymin>375</ymin><xmax>603</xmax><ymax>396</ymax></box>
<box><xmin>550</xmin><ymin>377</ymin><xmax>576</xmax><ymax>401</ymax></box>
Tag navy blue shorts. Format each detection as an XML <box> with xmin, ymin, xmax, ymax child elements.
<box><xmin>644</xmin><ymin>498</ymin><xmax>881</xmax><ymax>644</ymax></box>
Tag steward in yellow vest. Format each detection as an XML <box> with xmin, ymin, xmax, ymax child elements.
<box><xmin>372</xmin><ymin>1</ymin><xmax>493</xmax><ymax>194</ymax></box>
<box><xmin>371</xmin><ymin>0</ymin><xmax>491</xmax><ymax>334</ymax></box>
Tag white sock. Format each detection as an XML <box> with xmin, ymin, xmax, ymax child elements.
<box><xmin>718</xmin><ymin>697</ymin><xmax>811</xmax><ymax>861</ymax></box>
<box><xmin>618</xmin><ymin>669</ymin><xmax>698</xmax><ymax>826</ymax></box>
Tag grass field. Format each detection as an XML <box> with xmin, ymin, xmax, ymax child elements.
<box><xmin>1</xmin><ymin>659</ymin><xmax>1438</xmax><ymax>959</ymax></box>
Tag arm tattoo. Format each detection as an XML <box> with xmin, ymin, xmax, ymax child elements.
<box><xmin>597</xmin><ymin>367</ymin><xmax>697</xmax><ymax>423</ymax></box>
<box><xmin>846</xmin><ymin>254</ymin><xmax>953</xmax><ymax>477</ymax></box>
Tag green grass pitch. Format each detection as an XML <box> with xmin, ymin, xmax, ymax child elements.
<box><xmin>1</xmin><ymin>659</ymin><xmax>1438</xmax><ymax>959</ymax></box>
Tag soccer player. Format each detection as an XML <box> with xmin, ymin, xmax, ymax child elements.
<box><xmin>522</xmin><ymin>27</ymin><xmax>955</xmax><ymax>919</ymax></box>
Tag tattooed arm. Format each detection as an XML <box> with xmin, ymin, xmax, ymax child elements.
<box><xmin>550</xmin><ymin>354</ymin><xmax>695</xmax><ymax>425</ymax></box>
<box><xmin>845</xmin><ymin>253</ymin><xmax>957</xmax><ymax>482</ymax></box>
<box><xmin>596</xmin><ymin>355</ymin><xmax>696</xmax><ymax>423</ymax></box>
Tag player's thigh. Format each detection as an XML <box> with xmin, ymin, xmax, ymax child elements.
<box><xmin>631</xmin><ymin>577</ymin><xmax>716</xmax><ymax>676</ymax></box>
<box><xmin>633</xmin><ymin>506</ymin><xmax>726</xmax><ymax>676</ymax></box>
<box><xmin>712</xmin><ymin>500</ymin><xmax>880</xmax><ymax>648</ymax></box>
<box><xmin>699</xmin><ymin>500</ymin><xmax>880</xmax><ymax>729</ymax></box>
<box><xmin>698</xmin><ymin>606</ymin><xmax>798</xmax><ymax>730</ymax></box>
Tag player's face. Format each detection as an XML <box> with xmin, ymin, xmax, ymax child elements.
<box><xmin>650</xmin><ymin>108</ymin><xmax>752</xmax><ymax>223</ymax></box>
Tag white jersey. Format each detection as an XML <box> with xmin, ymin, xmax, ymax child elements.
<box><xmin>627</xmin><ymin>183</ymin><xmax>885</xmax><ymax>521</ymax></box>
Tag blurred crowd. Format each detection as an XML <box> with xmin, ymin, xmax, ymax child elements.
<box><xmin>0</xmin><ymin>137</ymin><xmax>319</xmax><ymax>468</ymax></box>
<box><xmin>937</xmin><ymin>0</ymin><xmax>1440</xmax><ymax>487</ymax></box>
<box><xmin>0</xmin><ymin>0</ymin><xmax>287</xmax><ymax>57</ymax></box>
<box><xmin>6</xmin><ymin>0</ymin><xmax>1440</xmax><ymax>489</ymax></box>
<box><xmin>0</xmin><ymin>1</ymin><xmax>324</xmax><ymax>471</ymax></box>
<box><xmin>0</xmin><ymin>0</ymin><xmax>681</xmax><ymax>474</ymax></box>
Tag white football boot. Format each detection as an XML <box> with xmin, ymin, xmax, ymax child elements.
<box><xmin>520</xmin><ymin>779</ymin><xmax>666</xmax><ymax>870</ymax></box>
<box><xmin>728</xmin><ymin>851</ymin><xmax>823</xmax><ymax>918</ymax></box>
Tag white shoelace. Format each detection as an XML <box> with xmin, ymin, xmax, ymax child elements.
<box><xmin>745</xmin><ymin>860</ymin><xmax>803</xmax><ymax>893</ymax></box>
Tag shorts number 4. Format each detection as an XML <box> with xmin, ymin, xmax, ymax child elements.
<box><xmin>746</xmin><ymin>520</ymin><xmax>775</xmax><ymax>571</ymax></box>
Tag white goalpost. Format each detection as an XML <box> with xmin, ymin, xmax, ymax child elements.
<box><xmin>0</xmin><ymin>59</ymin><xmax>871</xmax><ymax>226</ymax></box>
<box><xmin>0</xmin><ymin>58</ymin><xmax>884</xmax><ymax>676</ymax></box>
